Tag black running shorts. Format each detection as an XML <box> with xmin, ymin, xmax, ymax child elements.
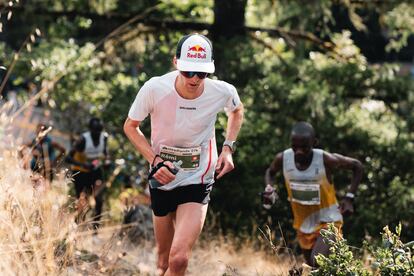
<box><xmin>72</xmin><ymin>169</ymin><xmax>103</xmax><ymax>198</ymax></box>
<box><xmin>149</xmin><ymin>183</ymin><xmax>213</xmax><ymax>217</ymax></box>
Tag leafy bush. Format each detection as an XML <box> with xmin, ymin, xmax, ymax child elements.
<box><xmin>368</xmin><ymin>224</ymin><xmax>414</xmax><ymax>275</ymax></box>
<box><xmin>311</xmin><ymin>223</ymin><xmax>414</xmax><ymax>275</ymax></box>
<box><xmin>312</xmin><ymin>224</ymin><xmax>369</xmax><ymax>276</ymax></box>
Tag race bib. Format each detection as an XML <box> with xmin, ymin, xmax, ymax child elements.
<box><xmin>290</xmin><ymin>182</ymin><xmax>320</xmax><ymax>205</ymax></box>
<box><xmin>159</xmin><ymin>144</ymin><xmax>201</xmax><ymax>171</ymax></box>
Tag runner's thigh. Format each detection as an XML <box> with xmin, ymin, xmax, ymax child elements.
<box><xmin>171</xmin><ymin>202</ymin><xmax>208</xmax><ymax>251</ymax></box>
<box><xmin>153</xmin><ymin>213</ymin><xmax>175</xmax><ymax>253</ymax></box>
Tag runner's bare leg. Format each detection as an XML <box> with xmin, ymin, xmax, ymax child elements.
<box><xmin>310</xmin><ymin>234</ymin><xmax>331</xmax><ymax>267</ymax></box>
<box><xmin>165</xmin><ymin>202</ymin><xmax>208</xmax><ymax>276</ymax></box>
<box><xmin>153</xmin><ymin>212</ymin><xmax>175</xmax><ymax>275</ymax></box>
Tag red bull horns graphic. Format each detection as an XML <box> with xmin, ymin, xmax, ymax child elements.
<box><xmin>187</xmin><ymin>44</ymin><xmax>207</xmax><ymax>59</ymax></box>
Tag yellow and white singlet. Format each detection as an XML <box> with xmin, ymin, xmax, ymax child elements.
<box><xmin>283</xmin><ymin>148</ymin><xmax>342</xmax><ymax>248</ymax></box>
<box><xmin>71</xmin><ymin>131</ymin><xmax>108</xmax><ymax>172</ymax></box>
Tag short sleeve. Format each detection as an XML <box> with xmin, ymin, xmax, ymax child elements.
<box><xmin>128</xmin><ymin>82</ymin><xmax>154</xmax><ymax>121</ymax></box>
<box><xmin>224</xmin><ymin>83</ymin><xmax>241</xmax><ymax>113</ymax></box>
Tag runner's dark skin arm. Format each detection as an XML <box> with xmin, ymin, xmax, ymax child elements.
<box><xmin>323</xmin><ymin>152</ymin><xmax>363</xmax><ymax>216</ymax></box>
<box><xmin>264</xmin><ymin>152</ymin><xmax>283</xmax><ymax>188</ymax></box>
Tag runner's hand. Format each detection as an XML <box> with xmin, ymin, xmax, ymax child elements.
<box><xmin>215</xmin><ymin>147</ymin><xmax>234</xmax><ymax>179</ymax></box>
<box><xmin>339</xmin><ymin>198</ymin><xmax>354</xmax><ymax>217</ymax></box>
<box><xmin>263</xmin><ymin>184</ymin><xmax>278</xmax><ymax>200</ymax></box>
<box><xmin>262</xmin><ymin>184</ymin><xmax>278</xmax><ymax>209</ymax></box>
<box><xmin>153</xmin><ymin>159</ymin><xmax>176</xmax><ymax>185</ymax></box>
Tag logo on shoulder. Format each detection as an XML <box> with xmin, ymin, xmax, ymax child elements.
<box><xmin>232</xmin><ymin>98</ymin><xmax>237</xmax><ymax>107</ymax></box>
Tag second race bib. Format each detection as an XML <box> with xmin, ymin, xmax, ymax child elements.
<box><xmin>159</xmin><ymin>144</ymin><xmax>201</xmax><ymax>171</ymax></box>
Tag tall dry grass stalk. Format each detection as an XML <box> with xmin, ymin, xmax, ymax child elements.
<box><xmin>0</xmin><ymin>108</ymin><xmax>77</xmax><ymax>275</ymax></box>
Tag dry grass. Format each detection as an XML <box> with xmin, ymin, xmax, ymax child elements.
<box><xmin>0</xmin><ymin>128</ymin><xmax>75</xmax><ymax>274</ymax></box>
<box><xmin>0</xmin><ymin>105</ymin><xmax>96</xmax><ymax>275</ymax></box>
<box><xmin>189</xmin><ymin>237</ymin><xmax>294</xmax><ymax>275</ymax></box>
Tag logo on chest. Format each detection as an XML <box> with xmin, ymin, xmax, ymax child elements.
<box><xmin>179</xmin><ymin>106</ymin><xmax>197</xmax><ymax>110</ymax></box>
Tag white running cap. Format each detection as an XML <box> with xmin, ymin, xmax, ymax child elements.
<box><xmin>176</xmin><ymin>34</ymin><xmax>215</xmax><ymax>73</ymax></box>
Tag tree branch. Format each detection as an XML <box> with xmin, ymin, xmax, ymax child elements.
<box><xmin>3</xmin><ymin>5</ymin><xmax>336</xmax><ymax>52</ymax></box>
<box><xmin>248</xmin><ymin>33</ymin><xmax>289</xmax><ymax>67</ymax></box>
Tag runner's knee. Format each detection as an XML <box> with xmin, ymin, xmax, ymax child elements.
<box><xmin>168</xmin><ymin>250</ymin><xmax>189</xmax><ymax>273</ymax></box>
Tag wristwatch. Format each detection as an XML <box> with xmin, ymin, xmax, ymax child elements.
<box><xmin>223</xmin><ymin>140</ymin><xmax>236</xmax><ymax>153</ymax></box>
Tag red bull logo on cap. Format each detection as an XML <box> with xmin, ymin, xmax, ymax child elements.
<box><xmin>187</xmin><ymin>44</ymin><xmax>207</xmax><ymax>59</ymax></box>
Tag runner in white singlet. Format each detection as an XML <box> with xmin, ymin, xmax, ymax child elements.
<box><xmin>124</xmin><ymin>34</ymin><xmax>244</xmax><ymax>275</ymax></box>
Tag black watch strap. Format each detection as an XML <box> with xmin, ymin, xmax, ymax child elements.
<box><xmin>148</xmin><ymin>161</ymin><xmax>179</xmax><ymax>180</ymax></box>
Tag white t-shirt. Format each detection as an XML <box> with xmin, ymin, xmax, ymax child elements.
<box><xmin>128</xmin><ymin>70</ymin><xmax>241</xmax><ymax>190</ymax></box>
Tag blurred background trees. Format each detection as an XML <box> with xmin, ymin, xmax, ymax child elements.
<box><xmin>1</xmin><ymin>0</ymin><xmax>413</xmax><ymax>246</ymax></box>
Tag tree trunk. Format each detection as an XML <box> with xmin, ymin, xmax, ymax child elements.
<box><xmin>211</xmin><ymin>0</ymin><xmax>247</xmax><ymax>39</ymax></box>
<box><xmin>210</xmin><ymin>0</ymin><xmax>247</xmax><ymax>76</ymax></box>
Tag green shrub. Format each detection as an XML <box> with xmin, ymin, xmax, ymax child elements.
<box><xmin>311</xmin><ymin>223</ymin><xmax>369</xmax><ymax>276</ymax></box>
<box><xmin>368</xmin><ymin>224</ymin><xmax>414</xmax><ymax>275</ymax></box>
<box><xmin>310</xmin><ymin>223</ymin><xmax>414</xmax><ymax>275</ymax></box>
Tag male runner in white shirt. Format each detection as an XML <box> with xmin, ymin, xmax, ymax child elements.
<box><xmin>124</xmin><ymin>33</ymin><xmax>244</xmax><ymax>276</ymax></box>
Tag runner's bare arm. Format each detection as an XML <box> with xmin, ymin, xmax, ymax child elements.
<box><xmin>123</xmin><ymin>117</ymin><xmax>175</xmax><ymax>184</ymax></box>
<box><xmin>123</xmin><ymin>118</ymin><xmax>155</xmax><ymax>163</ymax></box>
<box><xmin>324</xmin><ymin>152</ymin><xmax>363</xmax><ymax>216</ymax></box>
<box><xmin>324</xmin><ymin>152</ymin><xmax>363</xmax><ymax>195</ymax></box>
<box><xmin>264</xmin><ymin>152</ymin><xmax>283</xmax><ymax>187</ymax></box>
<box><xmin>216</xmin><ymin>103</ymin><xmax>244</xmax><ymax>179</ymax></box>
<box><xmin>225</xmin><ymin>103</ymin><xmax>244</xmax><ymax>142</ymax></box>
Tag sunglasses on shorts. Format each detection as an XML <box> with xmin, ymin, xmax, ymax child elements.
<box><xmin>180</xmin><ymin>71</ymin><xmax>209</xmax><ymax>79</ymax></box>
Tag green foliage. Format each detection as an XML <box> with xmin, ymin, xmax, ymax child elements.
<box><xmin>22</xmin><ymin>39</ymin><xmax>112</xmax><ymax>133</ymax></box>
<box><xmin>383</xmin><ymin>3</ymin><xmax>414</xmax><ymax>52</ymax></box>
<box><xmin>368</xmin><ymin>224</ymin><xmax>414</xmax><ymax>275</ymax></box>
<box><xmin>159</xmin><ymin>0</ymin><xmax>213</xmax><ymax>22</ymax></box>
<box><xmin>311</xmin><ymin>223</ymin><xmax>414</xmax><ymax>275</ymax></box>
<box><xmin>312</xmin><ymin>224</ymin><xmax>369</xmax><ymax>276</ymax></box>
<box><xmin>246</xmin><ymin>0</ymin><xmax>334</xmax><ymax>36</ymax></box>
